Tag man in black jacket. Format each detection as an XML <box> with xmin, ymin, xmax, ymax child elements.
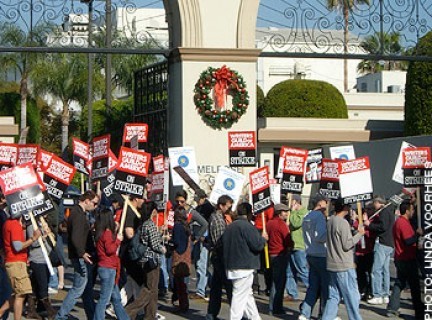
<box><xmin>223</xmin><ymin>202</ymin><xmax>267</xmax><ymax>320</ymax></box>
<box><xmin>56</xmin><ymin>190</ymin><xmax>99</xmax><ymax>320</ymax></box>
<box><xmin>364</xmin><ymin>196</ymin><xmax>395</xmax><ymax>305</ymax></box>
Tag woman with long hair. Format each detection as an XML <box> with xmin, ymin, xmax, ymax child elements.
<box><xmin>93</xmin><ymin>209</ymin><xmax>129</xmax><ymax>320</ymax></box>
<box><xmin>171</xmin><ymin>209</ymin><xmax>192</xmax><ymax>313</ymax></box>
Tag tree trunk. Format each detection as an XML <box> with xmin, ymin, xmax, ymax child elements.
<box><xmin>61</xmin><ymin>101</ymin><xmax>70</xmax><ymax>153</ymax></box>
<box><xmin>20</xmin><ymin>75</ymin><xmax>28</xmax><ymax>141</ymax></box>
<box><xmin>343</xmin><ymin>5</ymin><xmax>349</xmax><ymax>93</ymax></box>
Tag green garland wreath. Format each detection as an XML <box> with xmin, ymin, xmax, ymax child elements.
<box><xmin>193</xmin><ymin>66</ymin><xmax>249</xmax><ymax>130</ymax></box>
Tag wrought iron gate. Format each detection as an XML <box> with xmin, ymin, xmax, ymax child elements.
<box><xmin>133</xmin><ymin>61</ymin><xmax>168</xmax><ymax>156</ymax></box>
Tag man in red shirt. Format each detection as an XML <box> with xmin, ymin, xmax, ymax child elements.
<box><xmin>3</xmin><ymin>213</ymin><xmax>41</xmax><ymax>320</ymax></box>
<box><xmin>386</xmin><ymin>199</ymin><xmax>424</xmax><ymax>319</ymax></box>
<box><xmin>266</xmin><ymin>203</ymin><xmax>292</xmax><ymax>315</ymax></box>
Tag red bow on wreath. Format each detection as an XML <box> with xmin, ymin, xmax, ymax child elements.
<box><xmin>214</xmin><ymin>65</ymin><xmax>239</xmax><ymax>109</ymax></box>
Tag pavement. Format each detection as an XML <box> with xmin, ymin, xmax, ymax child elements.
<box><xmin>8</xmin><ymin>256</ymin><xmax>414</xmax><ymax>320</ymax></box>
<box><xmin>9</xmin><ymin>262</ymin><xmax>418</xmax><ymax>320</ymax></box>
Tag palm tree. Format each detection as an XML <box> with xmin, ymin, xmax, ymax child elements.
<box><xmin>31</xmin><ymin>53</ymin><xmax>104</xmax><ymax>152</ymax></box>
<box><xmin>327</xmin><ymin>0</ymin><xmax>371</xmax><ymax>92</ymax></box>
<box><xmin>357</xmin><ymin>32</ymin><xmax>406</xmax><ymax>74</ymax></box>
<box><xmin>0</xmin><ymin>23</ymin><xmax>52</xmax><ymax>141</ymax></box>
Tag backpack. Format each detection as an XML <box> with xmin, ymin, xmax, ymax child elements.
<box><xmin>128</xmin><ymin>228</ymin><xmax>147</xmax><ymax>261</ymax></box>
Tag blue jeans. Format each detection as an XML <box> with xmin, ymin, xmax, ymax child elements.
<box><xmin>285</xmin><ymin>250</ymin><xmax>309</xmax><ymax>298</ymax></box>
<box><xmin>322</xmin><ymin>269</ymin><xmax>361</xmax><ymax>320</ymax></box>
<box><xmin>269</xmin><ymin>253</ymin><xmax>288</xmax><ymax>313</ymax></box>
<box><xmin>159</xmin><ymin>254</ymin><xmax>169</xmax><ymax>292</ymax></box>
<box><xmin>94</xmin><ymin>267</ymin><xmax>129</xmax><ymax>320</ymax></box>
<box><xmin>300</xmin><ymin>256</ymin><xmax>329</xmax><ymax>319</ymax></box>
<box><xmin>195</xmin><ymin>242</ymin><xmax>209</xmax><ymax>296</ymax></box>
<box><xmin>56</xmin><ymin>258</ymin><xmax>88</xmax><ymax>320</ymax></box>
<box><xmin>371</xmin><ymin>242</ymin><xmax>393</xmax><ymax>298</ymax></box>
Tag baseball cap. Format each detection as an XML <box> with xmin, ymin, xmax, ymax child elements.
<box><xmin>291</xmin><ymin>194</ymin><xmax>302</xmax><ymax>203</ymax></box>
<box><xmin>274</xmin><ymin>203</ymin><xmax>289</xmax><ymax>212</ymax></box>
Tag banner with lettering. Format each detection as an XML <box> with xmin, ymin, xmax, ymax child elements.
<box><xmin>152</xmin><ymin>155</ymin><xmax>165</xmax><ymax>173</ymax></box>
<box><xmin>72</xmin><ymin>138</ymin><xmax>91</xmax><ymax>175</ymax></box>
<box><xmin>43</xmin><ymin>154</ymin><xmax>77</xmax><ymax>202</ymax></box>
<box><xmin>209</xmin><ymin>166</ymin><xmax>245</xmax><ymax>211</ymax></box>
<box><xmin>305</xmin><ymin>148</ymin><xmax>323</xmax><ymax>184</ymax></box>
<box><xmin>0</xmin><ymin>164</ymin><xmax>54</xmax><ymax>221</ymax></box>
<box><xmin>249</xmin><ymin>166</ymin><xmax>272</xmax><ymax>214</ymax></box>
<box><xmin>228</xmin><ymin>131</ymin><xmax>257</xmax><ymax>167</ymax></box>
<box><xmin>16</xmin><ymin>144</ymin><xmax>39</xmax><ymax>167</ymax></box>
<box><xmin>168</xmin><ymin>147</ymin><xmax>199</xmax><ymax>187</ymax></box>
<box><xmin>0</xmin><ymin>142</ymin><xmax>18</xmax><ymax>170</ymax></box>
<box><xmin>100</xmin><ymin>150</ymin><xmax>119</xmax><ymax>199</ymax></box>
<box><xmin>392</xmin><ymin>141</ymin><xmax>416</xmax><ymax>184</ymax></box>
<box><xmin>280</xmin><ymin>147</ymin><xmax>308</xmax><ymax>194</ymax></box>
<box><xmin>338</xmin><ymin>157</ymin><xmax>373</xmax><ymax>204</ymax></box>
<box><xmin>37</xmin><ymin>149</ymin><xmax>54</xmax><ymax>173</ymax></box>
<box><xmin>319</xmin><ymin>159</ymin><xmax>341</xmax><ymax>200</ymax></box>
<box><xmin>114</xmin><ymin>147</ymin><xmax>151</xmax><ymax>197</ymax></box>
<box><xmin>91</xmin><ymin>135</ymin><xmax>110</xmax><ymax>180</ymax></box>
<box><xmin>122</xmin><ymin>123</ymin><xmax>148</xmax><ymax>150</ymax></box>
<box><xmin>402</xmin><ymin>147</ymin><xmax>431</xmax><ymax>187</ymax></box>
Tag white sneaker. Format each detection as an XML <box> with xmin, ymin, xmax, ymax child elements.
<box><xmin>120</xmin><ymin>288</ymin><xmax>128</xmax><ymax>306</ymax></box>
<box><xmin>155</xmin><ymin>313</ymin><xmax>166</xmax><ymax>320</ymax></box>
<box><xmin>334</xmin><ymin>317</ymin><xmax>342</xmax><ymax>320</ymax></box>
<box><xmin>48</xmin><ymin>287</ymin><xmax>58</xmax><ymax>295</ymax></box>
<box><xmin>383</xmin><ymin>296</ymin><xmax>389</xmax><ymax>304</ymax></box>
<box><xmin>367</xmin><ymin>297</ymin><xmax>384</xmax><ymax>305</ymax></box>
<box><xmin>106</xmin><ymin>305</ymin><xmax>117</xmax><ymax>319</ymax></box>
<box><xmin>298</xmin><ymin>315</ymin><xmax>309</xmax><ymax>320</ymax></box>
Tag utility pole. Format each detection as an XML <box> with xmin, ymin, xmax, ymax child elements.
<box><xmin>105</xmin><ymin>0</ymin><xmax>112</xmax><ymax>129</ymax></box>
<box><xmin>82</xmin><ymin>0</ymin><xmax>94</xmax><ymax>143</ymax></box>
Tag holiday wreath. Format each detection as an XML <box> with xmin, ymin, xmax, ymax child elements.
<box><xmin>193</xmin><ymin>65</ymin><xmax>249</xmax><ymax>129</ymax></box>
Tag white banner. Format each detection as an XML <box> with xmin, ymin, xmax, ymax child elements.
<box><xmin>330</xmin><ymin>145</ymin><xmax>356</xmax><ymax>160</ymax></box>
<box><xmin>168</xmin><ymin>147</ymin><xmax>199</xmax><ymax>187</ymax></box>
<box><xmin>339</xmin><ymin>157</ymin><xmax>373</xmax><ymax>199</ymax></box>
<box><xmin>209</xmin><ymin>166</ymin><xmax>245</xmax><ymax>211</ymax></box>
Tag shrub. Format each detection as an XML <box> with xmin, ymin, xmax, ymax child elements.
<box><xmin>263</xmin><ymin>80</ymin><xmax>348</xmax><ymax>118</ymax></box>
<box><xmin>404</xmin><ymin>31</ymin><xmax>432</xmax><ymax>136</ymax></box>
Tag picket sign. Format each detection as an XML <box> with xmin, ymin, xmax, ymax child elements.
<box><xmin>416</xmin><ymin>187</ymin><xmax>421</xmax><ymax>230</ymax></box>
<box><xmin>118</xmin><ymin>195</ymin><xmax>141</xmax><ymax>236</ymax></box>
<box><xmin>28</xmin><ymin>211</ymin><xmax>55</xmax><ymax>276</ymax></box>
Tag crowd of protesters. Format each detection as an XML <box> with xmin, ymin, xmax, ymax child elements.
<box><xmin>0</xmin><ymin>184</ymin><xmax>426</xmax><ymax>320</ymax></box>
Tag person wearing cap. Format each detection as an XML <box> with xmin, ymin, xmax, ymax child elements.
<box><xmin>266</xmin><ymin>202</ymin><xmax>292</xmax><ymax>316</ymax></box>
<box><xmin>190</xmin><ymin>189</ymin><xmax>213</xmax><ymax>301</ymax></box>
<box><xmin>222</xmin><ymin>202</ymin><xmax>267</xmax><ymax>320</ymax></box>
<box><xmin>285</xmin><ymin>194</ymin><xmax>309</xmax><ymax>301</ymax></box>
<box><xmin>363</xmin><ymin>195</ymin><xmax>396</xmax><ymax>305</ymax></box>
<box><xmin>321</xmin><ymin>198</ymin><xmax>365</xmax><ymax>320</ymax></box>
<box><xmin>298</xmin><ymin>193</ymin><xmax>328</xmax><ymax>320</ymax></box>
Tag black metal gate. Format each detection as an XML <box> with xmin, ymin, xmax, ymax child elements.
<box><xmin>133</xmin><ymin>61</ymin><xmax>168</xmax><ymax>156</ymax></box>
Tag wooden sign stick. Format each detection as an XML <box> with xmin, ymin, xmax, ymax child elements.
<box><xmin>28</xmin><ymin>211</ymin><xmax>55</xmax><ymax>276</ymax></box>
<box><xmin>39</xmin><ymin>216</ymin><xmax>56</xmax><ymax>247</ymax></box>
<box><xmin>357</xmin><ymin>201</ymin><xmax>366</xmax><ymax>249</ymax></box>
<box><xmin>118</xmin><ymin>195</ymin><xmax>142</xmax><ymax>236</ymax></box>
<box><xmin>261</xmin><ymin>212</ymin><xmax>270</xmax><ymax>269</ymax></box>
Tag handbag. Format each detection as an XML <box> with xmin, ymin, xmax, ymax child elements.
<box><xmin>172</xmin><ymin>239</ymin><xmax>191</xmax><ymax>278</ymax></box>
<box><xmin>138</xmin><ymin>247</ymin><xmax>159</xmax><ymax>270</ymax></box>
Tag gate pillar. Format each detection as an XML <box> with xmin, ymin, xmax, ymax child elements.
<box><xmin>163</xmin><ymin>0</ymin><xmax>260</xmax><ymax>176</ymax></box>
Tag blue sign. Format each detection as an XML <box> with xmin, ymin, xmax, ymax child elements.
<box><xmin>224</xmin><ymin>178</ymin><xmax>235</xmax><ymax>191</ymax></box>
<box><xmin>178</xmin><ymin>155</ymin><xmax>189</xmax><ymax>168</ymax></box>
